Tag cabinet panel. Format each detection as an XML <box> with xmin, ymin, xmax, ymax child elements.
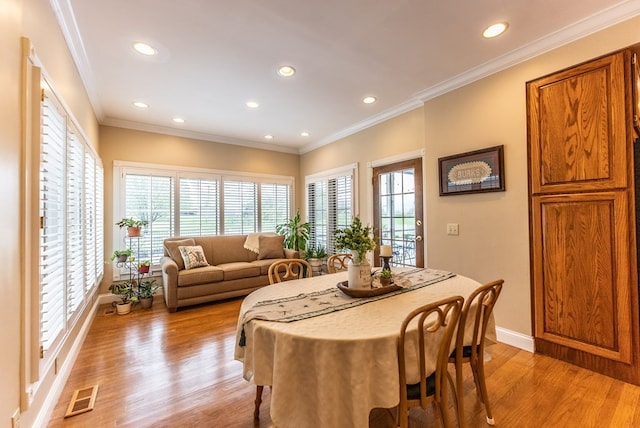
<box><xmin>531</xmin><ymin>192</ymin><xmax>632</xmax><ymax>363</ymax></box>
<box><xmin>528</xmin><ymin>52</ymin><xmax>628</xmax><ymax>194</ymax></box>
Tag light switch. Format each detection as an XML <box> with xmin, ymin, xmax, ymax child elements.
<box><xmin>447</xmin><ymin>223</ymin><xmax>459</xmax><ymax>236</ymax></box>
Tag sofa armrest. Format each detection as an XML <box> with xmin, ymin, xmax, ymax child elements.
<box><xmin>284</xmin><ymin>248</ymin><xmax>299</xmax><ymax>259</ymax></box>
<box><xmin>160</xmin><ymin>256</ymin><xmax>179</xmax><ymax>312</ymax></box>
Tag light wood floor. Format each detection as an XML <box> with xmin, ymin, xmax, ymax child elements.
<box><xmin>48</xmin><ymin>296</ymin><xmax>640</xmax><ymax>428</ymax></box>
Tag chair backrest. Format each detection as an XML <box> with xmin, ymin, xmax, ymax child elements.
<box><xmin>397</xmin><ymin>295</ymin><xmax>464</xmax><ymax>411</ymax></box>
<box><xmin>327</xmin><ymin>253</ymin><xmax>352</xmax><ymax>273</ymax></box>
<box><xmin>455</xmin><ymin>279</ymin><xmax>503</xmax><ymax>360</ymax></box>
<box><xmin>268</xmin><ymin>259</ymin><xmax>313</xmax><ymax>284</ymax></box>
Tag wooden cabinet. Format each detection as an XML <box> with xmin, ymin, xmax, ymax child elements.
<box><xmin>527</xmin><ymin>47</ymin><xmax>640</xmax><ymax>384</ymax></box>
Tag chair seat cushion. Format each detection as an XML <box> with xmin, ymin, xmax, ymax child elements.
<box><xmin>406</xmin><ymin>372</ymin><xmax>436</xmax><ymax>399</ymax></box>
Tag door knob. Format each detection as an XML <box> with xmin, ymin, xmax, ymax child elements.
<box><xmin>415</xmin><ymin>235</ymin><xmax>423</xmax><ymax>242</ymax></box>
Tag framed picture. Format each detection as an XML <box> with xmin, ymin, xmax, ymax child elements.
<box><xmin>438</xmin><ymin>145</ymin><xmax>505</xmax><ymax>196</ymax></box>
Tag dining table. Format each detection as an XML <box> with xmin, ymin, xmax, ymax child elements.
<box><xmin>233</xmin><ymin>267</ymin><xmax>496</xmax><ymax>428</ymax></box>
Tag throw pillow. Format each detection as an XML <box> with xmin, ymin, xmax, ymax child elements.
<box><xmin>179</xmin><ymin>245</ymin><xmax>210</xmax><ymax>270</ymax></box>
<box><xmin>257</xmin><ymin>234</ymin><xmax>285</xmax><ymax>260</ymax></box>
<box><xmin>164</xmin><ymin>238</ymin><xmax>196</xmax><ymax>270</ymax></box>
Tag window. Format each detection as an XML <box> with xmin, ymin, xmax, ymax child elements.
<box><xmin>306</xmin><ymin>164</ymin><xmax>357</xmax><ymax>254</ymax></box>
<box><xmin>39</xmin><ymin>81</ymin><xmax>104</xmax><ymax>365</ymax></box>
<box><xmin>114</xmin><ymin>163</ymin><xmax>293</xmax><ymax>275</ymax></box>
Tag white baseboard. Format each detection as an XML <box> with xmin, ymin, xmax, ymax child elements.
<box><xmin>32</xmin><ymin>298</ymin><xmax>101</xmax><ymax>428</ymax></box>
<box><xmin>496</xmin><ymin>326</ymin><xmax>535</xmax><ymax>353</ymax></box>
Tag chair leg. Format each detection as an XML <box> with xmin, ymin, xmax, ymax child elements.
<box><xmin>473</xmin><ymin>359</ymin><xmax>494</xmax><ymax>426</ymax></box>
<box><xmin>454</xmin><ymin>361</ymin><xmax>466</xmax><ymax>428</ymax></box>
<box><xmin>254</xmin><ymin>385</ymin><xmax>264</xmax><ymax>420</ymax></box>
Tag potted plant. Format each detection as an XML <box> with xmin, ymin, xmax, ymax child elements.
<box><xmin>334</xmin><ymin>216</ymin><xmax>377</xmax><ymax>289</ymax></box>
<box><xmin>276</xmin><ymin>210</ymin><xmax>310</xmax><ymax>253</ymax></box>
<box><xmin>110</xmin><ymin>248</ymin><xmax>133</xmax><ymax>263</ymax></box>
<box><xmin>379</xmin><ymin>268</ymin><xmax>392</xmax><ymax>287</ymax></box>
<box><xmin>138</xmin><ymin>260</ymin><xmax>151</xmax><ymax>274</ymax></box>
<box><xmin>116</xmin><ymin>217</ymin><xmax>148</xmax><ymax>237</ymax></box>
<box><xmin>137</xmin><ymin>279</ymin><xmax>160</xmax><ymax>309</ymax></box>
<box><xmin>305</xmin><ymin>245</ymin><xmax>327</xmax><ymax>275</ymax></box>
<box><xmin>109</xmin><ymin>280</ymin><xmax>136</xmax><ymax>314</ymax></box>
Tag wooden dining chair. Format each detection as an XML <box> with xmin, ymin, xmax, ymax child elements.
<box><xmin>396</xmin><ymin>295</ymin><xmax>464</xmax><ymax>428</ymax></box>
<box><xmin>448</xmin><ymin>279</ymin><xmax>503</xmax><ymax>427</ymax></box>
<box><xmin>267</xmin><ymin>258</ymin><xmax>313</xmax><ymax>284</ymax></box>
<box><xmin>326</xmin><ymin>253</ymin><xmax>352</xmax><ymax>273</ymax></box>
<box><xmin>255</xmin><ymin>258</ymin><xmax>314</xmax><ymax>419</ymax></box>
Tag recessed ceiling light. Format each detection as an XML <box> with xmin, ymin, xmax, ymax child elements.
<box><xmin>301</xmin><ymin>131</ymin><xmax>310</xmax><ymax>137</ymax></box>
<box><xmin>132</xmin><ymin>41</ymin><xmax>157</xmax><ymax>56</ymax></box>
<box><xmin>246</xmin><ymin>101</ymin><xmax>260</xmax><ymax>109</ymax></box>
<box><xmin>132</xmin><ymin>101</ymin><xmax>148</xmax><ymax>109</ymax></box>
<box><xmin>172</xmin><ymin>117</ymin><xmax>185</xmax><ymax>123</ymax></box>
<box><xmin>483</xmin><ymin>22</ymin><xmax>509</xmax><ymax>38</ymax></box>
<box><xmin>278</xmin><ymin>65</ymin><xmax>296</xmax><ymax>77</ymax></box>
<box><xmin>363</xmin><ymin>96</ymin><xmax>377</xmax><ymax>104</ymax></box>
<box><xmin>264</xmin><ymin>135</ymin><xmax>273</xmax><ymax>140</ymax></box>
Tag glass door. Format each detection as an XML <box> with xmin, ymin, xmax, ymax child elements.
<box><xmin>373</xmin><ymin>158</ymin><xmax>424</xmax><ymax>268</ymax></box>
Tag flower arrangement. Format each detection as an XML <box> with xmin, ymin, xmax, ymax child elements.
<box><xmin>333</xmin><ymin>216</ymin><xmax>376</xmax><ymax>264</ymax></box>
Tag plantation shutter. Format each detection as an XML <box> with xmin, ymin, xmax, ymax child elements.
<box><xmin>66</xmin><ymin>127</ymin><xmax>84</xmax><ymax>315</ymax></box>
<box><xmin>179</xmin><ymin>177</ymin><xmax>219</xmax><ymax>236</ymax></box>
<box><xmin>84</xmin><ymin>152</ymin><xmax>97</xmax><ymax>296</ymax></box>
<box><xmin>40</xmin><ymin>89</ymin><xmax>66</xmax><ymax>353</ymax></box>
<box><xmin>306</xmin><ymin>165</ymin><xmax>355</xmax><ymax>254</ymax></box>
<box><xmin>95</xmin><ymin>163</ymin><xmax>105</xmax><ymax>280</ymax></box>
<box><xmin>260</xmin><ymin>183</ymin><xmax>290</xmax><ymax>232</ymax></box>
<box><xmin>223</xmin><ymin>180</ymin><xmax>257</xmax><ymax>234</ymax></box>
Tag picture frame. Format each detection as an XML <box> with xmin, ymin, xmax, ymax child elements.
<box><xmin>438</xmin><ymin>145</ymin><xmax>505</xmax><ymax>196</ymax></box>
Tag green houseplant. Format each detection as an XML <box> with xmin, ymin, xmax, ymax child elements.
<box><xmin>276</xmin><ymin>210</ymin><xmax>310</xmax><ymax>252</ymax></box>
<box><xmin>137</xmin><ymin>279</ymin><xmax>160</xmax><ymax>309</ymax></box>
<box><xmin>110</xmin><ymin>248</ymin><xmax>133</xmax><ymax>263</ymax></box>
<box><xmin>109</xmin><ymin>280</ymin><xmax>136</xmax><ymax>314</ymax></box>
<box><xmin>116</xmin><ymin>217</ymin><xmax>148</xmax><ymax>237</ymax></box>
<box><xmin>305</xmin><ymin>245</ymin><xmax>327</xmax><ymax>275</ymax></box>
<box><xmin>333</xmin><ymin>216</ymin><xmax>376</xmax><ymax>264</ymax></box>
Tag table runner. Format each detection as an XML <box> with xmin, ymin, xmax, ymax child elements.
<box><xmin>239</xmin><ymin>268</ymin><xmax>455</xmax><ymax>346</ymax></box>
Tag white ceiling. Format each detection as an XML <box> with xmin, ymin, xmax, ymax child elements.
<box><xmin>52</xmin><ymin>0</ymin><xmax>640</xmax><ymax>154</ymax></box>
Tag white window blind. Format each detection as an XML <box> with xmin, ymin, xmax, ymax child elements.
<box><xmin>306</xmin><ymin>165</ymin><xmax>356</xmax><ymax>254</ymax></box>
<box><xmin>179</xmin><ymin>177</ymin><xmax>219</xmax><ymax>236</ymax></box>
<box><xmin>83</xmin><ymin>152</ymin><xmax>96</xmax><ymax>297</ymax></box>
<box><xmin>40</xmin><ymin>90</ymin><xmax>66</xmax><ymax>353</ymax></box>
<box><xmin>261</xmin><ymin>183</ymin><xmax>290</xmax><ymax>232</ymax></box>
<box><xmin>95</xmin><ymin>163</ymin><xmax>105</xmax><ymax>280</ymax></box>
<box><xmin>123</xmin><ymin>173</ymin><xmax>175</xmax><ymax>266</ymax></box>
<box><xmin>223</xmin><ymin>180</ymin><xmax>258</xmax><ymax>235</ymax></box>
<box><xmin>66</xmin><ymin>128</ymin><xmax>84</xmax><ymax>315</ymax></box>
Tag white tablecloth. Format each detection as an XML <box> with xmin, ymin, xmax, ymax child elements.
<box><xmin>234</xmin><ymin>269</ymin><xmax>493</xmax><ymax>428</ymax></box>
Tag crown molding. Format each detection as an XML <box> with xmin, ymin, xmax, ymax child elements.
<box><xmin>101</xmin><ymin>118</ymin><xmax>301</xmax><ymax>154</ymax></box>
<box><xmin>414</xmin><ymin>0</ymin><xmax>640</xmax><ymax>102</ymax></box>
<box><xmin>49</xmin><ymin>0</ymin><xmax>104</xmax><ymax>120</ymax></box>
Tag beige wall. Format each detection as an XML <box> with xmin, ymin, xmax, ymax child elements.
<box><xmin>1</xmin><ymin>0</ymin><xmax>100</xmax><ymax>426</ymax></box>
<box><xmin>302</xmin><ymin>16</ymin><xmax>640</xmax><ymax>338</ymax></box>
<box><xmin>99</xmin><ymin>125</ymin><xmax>300</xmax><ymax>292</ymax></box>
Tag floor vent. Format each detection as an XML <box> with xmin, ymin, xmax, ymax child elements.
<box><xmin>64</xmin><ymin>385</ymin><xmax>99</xmax><ymax>418</ymax></box>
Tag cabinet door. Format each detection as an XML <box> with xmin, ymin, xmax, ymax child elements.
<box><xmin>527</xmin><ymin>52</ymin><xmax>628</xmax><ymax>194</ymax></box>
<box><xmin>531</xmin><ymin>191</ymin><xmax>633</xmax><ymax>364</ymax></box>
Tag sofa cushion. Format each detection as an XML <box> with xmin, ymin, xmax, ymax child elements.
<box><xmin>258</xmin><ymin>234</ymin><xmax>285</xmax><ymax>260</ymax></box>
<box><xmin>179</xmin><ymin>245</ymin><xmax>210</xmax><ymax>270</ymax></box>
<box><xmin>177</xmin><ymin>265</ymin><xmax>224</xmax><ymax>287</ymax></box>
<box><xmin>218</xmin><ymin>262</ymin><xmax>261</xmax><ymax>281</ymax></box>
<box><xmin>165</xmin><ymin>238</ymin><xmax>196</xmax><ymax>270</ymax></box>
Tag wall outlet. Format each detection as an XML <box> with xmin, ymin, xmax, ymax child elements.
<box><xmin>447</xmin><ymin>223</ymin><xmax>459</xmax><ymax>236</ymax></box>
<box><xmin>11</xmin><ymin>408</ymin><xmax>20</xmax><ymax>428</ymax></box>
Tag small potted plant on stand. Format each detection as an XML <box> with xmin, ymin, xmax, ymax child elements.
<box><xmin>378</xmin><ymin>269</ymin><xmax>393</xmax><ymax>287</ymax></box>
<box><xmin>137</xmin><ymin>279</ymin><xmax>160</xmax><ymax>309</ymax></box>
<box><xmin>110</xmin><ymin>248</ymin><xmax>133</xmax><ymax>263</ymax></box>
<box><xmin>334</xmin><ymin>216</ymin><xmax>376</xmax><ymax>289</ymax></box>
<box><xmin>109</xmin><ymin>280</ymin><xmax>136</xmax><ymax>314</ymax></box>
<box><xmin>305</xmin><ymin>245</ymin><xmax>327</xmax><ymax>276</ymax></box>
<box><xmin>138</xmin><ymin>260</ymin><xmax>151</xmax><ymax>274</ymax></box>
<box><xmin>115</xmin><ymin>217</ymin><xmax>148</xmax><ymax>237</ymax></box>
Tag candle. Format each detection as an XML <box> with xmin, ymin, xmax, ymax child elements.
<box><xmin>380</xmin><ymin>245</ymin><xmax>392</xmax><ymax>257</ymax></box>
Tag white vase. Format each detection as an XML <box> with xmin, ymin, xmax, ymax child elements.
<box><xmin>347</xmin><ymin>254</ymin><xmax>372</xmax><ymax>289</ymax></box>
